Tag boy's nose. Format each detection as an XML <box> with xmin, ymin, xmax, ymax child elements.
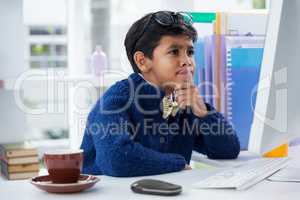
<box><xmin>180</xmin><ymin>55</ymin><xmax>193</xmax><ymax>67</ymax></box>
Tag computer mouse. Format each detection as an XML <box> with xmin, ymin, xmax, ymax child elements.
<box><xmin>131</xmin><ymin>179</ymin><xmax>182</xmax><ymax>196</ymax></box>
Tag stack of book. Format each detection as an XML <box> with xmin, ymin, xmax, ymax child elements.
<box><xmin>0</xmin><ymin>143</ymin><xmax>39</xmax><ymax>180</ymax></box>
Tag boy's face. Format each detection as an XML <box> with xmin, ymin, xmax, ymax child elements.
<box><xmin>142</xmin><ymin>35</ymin><xmax>195</xmax><ymax>90</ymax></box>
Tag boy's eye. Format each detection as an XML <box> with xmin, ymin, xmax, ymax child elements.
<box><xmin>187</xmin><ymin>49</ymin><xmax>195</xmax><ymax>56</ymax></box>
<box><xmin>169</xmin><ymin>49</ymin><xmax>179</xmax><ymax>55</ymax></box>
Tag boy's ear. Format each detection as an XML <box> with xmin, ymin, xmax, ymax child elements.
<box><xmin>133</xmin><ymin>51</ymin><xmax>151</xmax><ymax>73</ymax></box>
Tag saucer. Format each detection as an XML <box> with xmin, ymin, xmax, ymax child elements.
<box><xmin>30</xmin><ymin>174</ymin><xmax>100</xmax><ymax>193</ymax></box>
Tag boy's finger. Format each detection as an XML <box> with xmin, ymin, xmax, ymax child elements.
<box><xmin>183</xmin><ymin>68</ymin><xmax>194</xmax><ymax>84</ymax></box>
<box><xmin>187</xmin><ymin>69</ymin><xmax>194</xmax><ymax>82</ymax></box>
<box><xmin>174</xmin><ymin>86</ymin><xmax>196</xmax><ymax>97</ymax></box>
<box><xmin>175</xmin><ymin>89</ymin><xmax>186</xmax><ymax>97</ymax></box>
<box><xmin>175</xmin><ymin>89</ymin><xmax>193</xmax><ymax>100</ymax></box>
<box><xmin>184</xmin><ymin>165</ymin><xmax>192</xmax><ymax>170</ymax></box>
<box><xmin>175</xmin><ymin>83</ymin><xmax>196</xmax><ymax>92</ymax></box>
<box><xmin>175</xmin><ymin>84</ymin><xmax>188</xmax><ymax>91</ymax></box>
<box><xmin>177</xmin><ymin>69</ymin><xmax>194</xmax><ymax>89</ymax></box>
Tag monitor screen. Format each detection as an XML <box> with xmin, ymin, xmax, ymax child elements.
<box><xmin>248</xmin><ymin>0</ymin><xmax>300</xmax><ymax>155</ymax></box>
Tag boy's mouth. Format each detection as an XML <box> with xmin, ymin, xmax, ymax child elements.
<box><xmin>176</xmin><ymin>67</ymin><xmax>193</xmax><ymax>75</ymax></box>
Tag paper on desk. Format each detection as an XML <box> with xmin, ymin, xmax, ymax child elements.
<box><xmin>190</xmin><ymin>160</ymin><xmax>216</xmax><ymax>170</ymax></box>
<box><xmin>267</xmin><ymin>167</ymin><xmax>300</xmax><ymax>182</ymax></box>
<box><xmin>191</xmin><ymin>151</ymin><xmax>260</xmax><ymax>168</ymax></box>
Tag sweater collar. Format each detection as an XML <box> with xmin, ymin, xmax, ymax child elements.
<box><xmin>128</xmin><ymin>73</ymin><xmax>166</xmax><ymax>98</ymax></box>
<box><xmin>128</xmin><ymin>73</ymin><xmax>166</xmax><ymax>115</ymax></box>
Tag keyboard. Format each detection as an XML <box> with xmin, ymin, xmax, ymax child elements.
<box><xmin>193</xmin><ymin>157</ymin><xmax>290</xmax><ymax>190</ymax></box>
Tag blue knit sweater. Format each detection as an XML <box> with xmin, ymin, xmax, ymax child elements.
<box><xmin>80</xmin><ymin>73</ymin><xmax>240</xmax><ymax>177</ymax></box>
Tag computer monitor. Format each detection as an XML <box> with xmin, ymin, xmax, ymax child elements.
<box><xmin>248</xmin><ymin>0</ymin><xmax>300</xmax><ymax>155</ymax></box>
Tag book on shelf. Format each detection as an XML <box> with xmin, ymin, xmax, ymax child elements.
<box><xmin>226</xmin><ymin>42</ymin><xmax>264</xmax><ymax>149</ymax></box>
<box><xmin>0</xmin><ymin>160</ymin><xmax>39</xmax><ymax>173</ymax></box>
<box><xmin>2</xmin><ymin>156</ymin><xmax>39</xmax><ymax>165</ymax></box>
<box><xmin>1</xmin><ymin>169</ymin><xmax>38</xmax><ymax>180</ymax></box>
<box><xmin>0</xmin><ymin>142</ymin><xmax>38</xmax><ymax>159</ymax></box>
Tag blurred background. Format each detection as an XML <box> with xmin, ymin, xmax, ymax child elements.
<box><xmin>0</xmin><ymin>0</ymin><xmax>268</xmax><ymax>156</ymax></box>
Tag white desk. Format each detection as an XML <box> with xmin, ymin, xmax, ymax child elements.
<box><xmin>1</xmin><ymin>146</ymin><xmax>300</xmax><ymax>200</ymax></box>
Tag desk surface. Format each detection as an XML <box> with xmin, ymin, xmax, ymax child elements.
<box><xmin>1</xmin><ymin>147</ymin><xmax>300</xmax><ymax>200</ymax></box>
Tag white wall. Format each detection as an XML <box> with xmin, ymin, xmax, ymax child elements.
<box><xmin>0</xmin><ymin>91</ymin><xmax>28</xmax><ymax>143</ymax></box>
<box><xmin>23</xmin><ymin>0</ymin><xmax>67</xmax><ymax>25</ymax></box>
<box><xmin>193</xmin><ymin>0</ymin><xmax>252</xmax><ymax>11</ymax></box>
<box><xmin>0</xmin><ymin>0</ymin><xmax>25</xmax><ymax>79</ymax></box>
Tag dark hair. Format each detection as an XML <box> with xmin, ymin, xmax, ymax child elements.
<box><xmin>124</xmin><ymin>11</ymin><xmax>198</xmax><ymax>73</ymax></box>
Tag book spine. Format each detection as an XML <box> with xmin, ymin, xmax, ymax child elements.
<box><xmin>1</xmin><ymin>161</ymin><xmax>39</xmax><ymax>173</ymax></box>
<box><xmin>3</xmin><ymin>156</ymin><xmax>39</xmax><ymax>165</ymax></box>
<box><xmin>8</xmin><ymin>171</ymin><xmax>39</xmax><ymax>180</ymax></box>
<box><xmin>204</xmin><ymin>36</ymin><xmax>213</xmax><ymax>105</ymax></box>
<box><xmin>1</xmin><ymin>161</ymin><xmax>39</xmax><ymax>180</ymax></box>
<box><xmin>212</xmin><ymin>12</ymin><xmax>223</xmax><ymax>111</ymax></box>
<box><xmin>226</xmin><ymin>47</ymin><xmax>233</xmax><ymax>123</ymax></box>
<box><xmin>5</xmin><ymin>150</ymin><xmax>38</xmax><ymax>158</ymax></box>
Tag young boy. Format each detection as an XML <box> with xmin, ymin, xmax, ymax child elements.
<box><xmin>80</xmin><ymin>11</ymin><xmax>240</xmax><ymax>177</ymax></box>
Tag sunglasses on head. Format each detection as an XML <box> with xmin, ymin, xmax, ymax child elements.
<box><xmin>132</xmin><ymin>11</ymin><xmax>193</xmax><ymax>56</ymax></box>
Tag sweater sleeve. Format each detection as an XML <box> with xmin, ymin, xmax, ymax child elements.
<box><xmin>192</xmin><ymin>103</ymin><xmax>240</xmax><ymax>159</ymax></box>
<box><xmin>83</xmin><ymin>86</ymin><xmax>186</xmax><ymax>177</ymax></box>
